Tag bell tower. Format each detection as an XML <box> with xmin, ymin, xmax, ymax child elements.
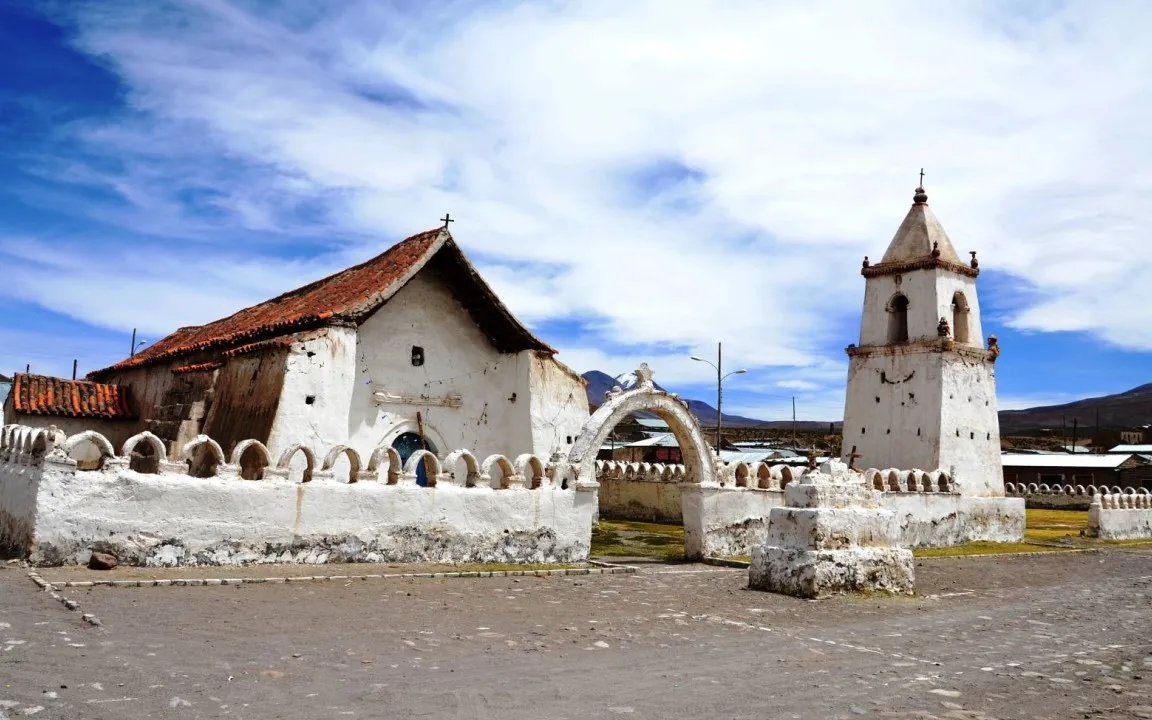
<box><xmin>840</xmin><ymin>184</ymin><xmax>1004</xmax><ymax>496</ymax></box>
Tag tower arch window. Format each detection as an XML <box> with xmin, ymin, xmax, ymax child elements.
<box><xmin>951</xmin><ymin>292</ymin><xmax>970</xmax><ymax>344</ymax></box>
<box><xmin>887</xmin><ymin>293</ymin><xmax>909</xmax><ymax>344</ymax></box>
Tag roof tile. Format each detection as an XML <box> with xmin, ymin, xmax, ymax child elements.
<box><xmin>11</xmin><ymin>373</ymin><xmax>135</xmax><ymax>420</ymax></box>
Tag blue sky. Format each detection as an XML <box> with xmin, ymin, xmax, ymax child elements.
<box><xmin>1</xmin><ymin>0</ymin><xmax>1149</xmax><ymax>421</ymax></box>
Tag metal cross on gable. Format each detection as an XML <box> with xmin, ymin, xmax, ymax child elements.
<box><xmin>440</xmin><ymin>213</ymin><xmax>455</xmax><ymax>230</ymax></box>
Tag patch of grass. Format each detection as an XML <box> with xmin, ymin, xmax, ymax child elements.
<box><xmin>591</xmin><ymin>519</ymin><xmax>685</xmax><ymax>561</ymax></box>
<box><xmin>1025</xmin><ymin>509</ymin><xmax>1088</xmax><ymax>543</ymax></box>
<box><xmin>913</xmin><ymin>541</ymin><xmax>1067</xmax><ymax>558</ymax></box>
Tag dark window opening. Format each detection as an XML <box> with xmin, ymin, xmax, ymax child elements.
<box><xmin>566</xmin><ymin>435</ymin><xmax>573</xmax><ymax>444</ymax></box>
<box><xmin>888</xmin><ymin>294</ymin><xmax>910</xmax><ymax>344</ymax></box>
<box><xmin>305</xmin><ymin>395</ymin><xmax>316</xmax><ymax>405</ymax></box>
<box><xmin>411</xmin><ymin>346</ymin><xmax>425</xmax><ymax>367</ymax></box>
<box><xmin>861</xmin><ymin>427</ymin><xmax>866</xmax><ymax>435</ymax></box>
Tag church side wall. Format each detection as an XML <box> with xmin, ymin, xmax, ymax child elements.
<box><xmin>98</xmin><ymin>362</ymin><xmax>219</xmax><ymax>456</ymax></box>
<box><xmin>528</xmin><ymin>353</ymin><xmax>589</xmax><ymax>461</ymax></box>
<box><xmin>266</xmin><ymin>328</ymin><xmax>358</xmax><ymax>465</ymax></box>
<box><xmin>200</xmin><ymin>351</ymin><xmax>289</xmax><ymax>458</ymax></box>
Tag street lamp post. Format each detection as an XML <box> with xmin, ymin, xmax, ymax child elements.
<box><xmin>691</xmin><ymin>342</ymin><xmax>747</xmax><ymax>453</ymax></box>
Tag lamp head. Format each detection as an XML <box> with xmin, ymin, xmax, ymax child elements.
<box><xmin>690</xmin><ymin>356</ymin><xmax>703</xmax><ymax>362</ymax></box>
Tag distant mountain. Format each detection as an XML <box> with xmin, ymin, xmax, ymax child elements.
<box><xmin>581</xmin><ymin>370</ymin><xmax>837</xmax><ymax>430</ymax></box>
<box><xmin>999</xmin><ymin>383</ymin><xmax>1152</xmax><ymax>435</ymax></box>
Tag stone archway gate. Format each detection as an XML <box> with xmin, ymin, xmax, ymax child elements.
<box><xmin>567</xmin><ymin>364</ymin><xmax>723</xmax><ymax>560</ymax></box>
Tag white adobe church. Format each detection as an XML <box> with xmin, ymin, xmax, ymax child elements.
<box><xmin>6</xmin><ymin>226</ymin><xmax>590</xmax><ymax>479</ymax></box>
<box><xmin>841</xmin><ymin>184</ymin><xmax>1003</xmax><ymax>496</ymax></box>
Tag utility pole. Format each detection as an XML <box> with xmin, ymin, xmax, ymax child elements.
<box><xmin>691</xmin><ymin>342</ymin><xmax>747</xmax><ymax>454</ymax></box>
<box><xmin>72</xmin><ymin>359</ymin><xmax>77</xmax><ymax>381</ymax></box>
<box><xmin>131</xmin><ymin>328</ymin><xmax>137</xmax><ymax>357</ymax></box>
<box><xmin>792</xmin><ymin>397</ymin><xmax>797</xmax><ymax>449</ymax></box>
<box><xmin>1071</xmin><ymin>417</ymin><xmax>1078</xmax><ymax>453</ymax></box>
<box><xmin>715</xmin><ymin>342</ymin><xmax>723</xmax><ymax>450</ymax></box>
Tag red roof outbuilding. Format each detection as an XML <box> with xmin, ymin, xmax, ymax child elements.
<box><xmin>9</xmin><ymin>373</ymin><xmax>135</xmax><ymax>420</ymax></box>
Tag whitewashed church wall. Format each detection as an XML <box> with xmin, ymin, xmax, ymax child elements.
<box><xmin>344</xmin><ymin>273</ymin><xmax>535</xmax><ymax>462</ymax></box>
<box><xmin>527</xmin><ymin>354</ymin><xmax>589</xmax><ymax>462</ymax></box>
<box><xmin>267</xmin><ymin>328</ymin><xmax>358</xmax><ymax>472</ymax></box>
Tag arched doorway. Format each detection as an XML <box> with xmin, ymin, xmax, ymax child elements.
<box><xmin>568</xmin><ymin>364</ymin><xmax>716</xmax><ymax>560</ymax></box>
<box><xmin>391</xmin><ymin>432</ymin><xmax>438</xmax><ymax>486</ymax></box>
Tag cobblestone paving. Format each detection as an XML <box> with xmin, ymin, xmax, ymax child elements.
<box><xmin>1</xmin><ymin>551</ymin><xmax>1150</xmax><ymax>719</ymax></box>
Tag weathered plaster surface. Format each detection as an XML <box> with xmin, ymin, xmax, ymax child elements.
<box><xmin>266</xmin><ymin>274</ymin><xmax>587</xmax><ymax>472</ymax></box>
<box><xmin>598</xmin><ymin>474</ymin><xmax>685</xmax><ymax>523</ymax></box>
<box><xmin>1089</xmin><ymin>493</ymin><xmax>1152</xmax><ymax>540</ymax></box>
<box><xmin>749</xmin><ymin>461</ymin><xmax>915</xmax><ymax>599</ymax></box>
<box><xmin>29</xmin><ymin>467</ymin><xmax>594</xmax><ymax>567</ymax></box>
<box><xmin>0</xmin><ymin>424</ymin><xmax>595</xmax><ymax>567</ymax></box>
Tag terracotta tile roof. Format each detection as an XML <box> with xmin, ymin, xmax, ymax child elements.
<box><xmin>172</xmin><ymin>362</ymin><xmax>222</xmax><ymax>374</ymax></box>
<box><xmin>89</xmin><ymin>228</ymin><xmax>552</xmax><ymax>379</ymax></box>
<box><xmin>10</xmin><ymin>373</ymin><xmax>135</xmax><ymax>420</ymax></box>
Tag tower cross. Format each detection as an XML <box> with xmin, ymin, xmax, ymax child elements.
<box><xmin>440</xmin><ymin>213</ymin><xmax>455</xmax><ymax>230</ymax></box>
<box><xmin>919</xmin><ymin>168</ymin><xmax>925</xmax><ymax>186</ymax></box>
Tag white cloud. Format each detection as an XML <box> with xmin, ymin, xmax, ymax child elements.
<box><xmin>12</xmin><ymin>0</ymin><xmax>1152</xmax><ymax>395</ymax></box>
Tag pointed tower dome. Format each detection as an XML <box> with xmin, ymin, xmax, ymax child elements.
<box><xmin>862</xmin><ymin>185</ymin><xmax>977</xmax><ymax>281</ymax></box>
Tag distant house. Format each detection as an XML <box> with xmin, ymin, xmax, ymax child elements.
<box><xmin>1119</xmin><ymin>427</ymin><xmax>1151</xmax><ymax>444</ymax></box>
<box><xmin>1001</xmin><ymin>452</ymin><xmax>1151</xmax><ymax>490</ymax></box>
<box><xmin>1109</xmin><ymin>444</ymin><xmax>1152</xmax><ymax>455</ymax></box>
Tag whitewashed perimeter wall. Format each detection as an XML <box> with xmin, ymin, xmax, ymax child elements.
<box><xmin>596</xmin><ymin>460</ymin><xmax>1024</xmax><ymax>555</ymax></box>
<box><xmin>0</xmin><ymin>425</ymin><xmax>595</xmax><ymax>567</ymax></box>
<box><xmin>1089</xmin><ymin>491</ymin><xmax>1152</xmax><ymax>540</ymax></box>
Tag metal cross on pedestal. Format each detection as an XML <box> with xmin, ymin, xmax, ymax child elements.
<box><xmin>845</xmin><ymin>445</ymin><xmax>862</xmax><ymax>471</ymax></box>
<box><xmin>806</xmin><ymin>447</ymin><xmax>819</xmax><ymax>471</ymax></box>
<box><xmin>440</xmin><ymin>213</ymin><xmax>455</xmax><ymax>230</ymax></box>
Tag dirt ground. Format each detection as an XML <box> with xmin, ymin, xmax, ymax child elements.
<box><xmin>2</xmin><ymin>550</ymin><xmax>1151</xmax><ymax>719</ymax></box>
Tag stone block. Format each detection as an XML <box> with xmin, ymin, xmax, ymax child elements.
<box><xmin>749</xmin><ymin>545</ymin><xmax>914</xmax><ymax>599</ymax></box>
<box><xmin>763</xmin><ymin>506</ymin><xmax>902</xmax><ymax>550</ymax></box>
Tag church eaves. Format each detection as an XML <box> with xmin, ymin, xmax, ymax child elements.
<box><xmin>89</xmin><ymin>227</ymin><xmax>553</xmax><ymax>379</ymax></box>
<box><xmin>861</xmin><ymin>186</ymin><xmax>978</xmax><ymax>279</ymax></box>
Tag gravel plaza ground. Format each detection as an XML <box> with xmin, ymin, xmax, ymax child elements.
<box><xmin>2</xmin><ymin>547</ymin><xmax>1151</xmax><ymax>720</ymax></box>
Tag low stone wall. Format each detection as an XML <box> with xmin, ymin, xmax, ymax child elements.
<box><xmin>1005</xmin><ymin>482</ymin><xmax>1102</xmax><ymax>511</ymax></box>
<box><xmin>1</xmin><ymin>424</ymin><xmax>595</xmax><ymax>567</ymax></box>
<box><xmin>1090</xmin><ymin>492</ymin><xmax>1152</xmax><ymax>540</ymax></box>
<box><xmin>596</xmin><ymin>462</ymin><xmax>685</xmax><ymax>523</ymax></box>
<box><xmin>596</xmin><ymin>459</ymin><xmax>1023</xmax><ymax>554</ymax></box>
<box><xmin>877</xmin><ymin>494</ymin><xmax>1025</xmax><ymax>547</ymax></box>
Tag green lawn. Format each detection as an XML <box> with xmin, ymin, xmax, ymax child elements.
<box><xmin>591</xmin><ymin>519</ymin><xmax>685</xmax><ymax>561</ymax></box>
<box><xmin>597</xmin><ymin>509</ymin><xmax>1152</xmax><ymax>563</ymax></box>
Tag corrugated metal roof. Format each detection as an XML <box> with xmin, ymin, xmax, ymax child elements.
<box><xmin>635</xmin><ymin>418</ymin><xmax>669</xmax><ymax>428</ymax></box>
<box><xmin>1001</xmin><ymin>453</ymin><xmax>1135</xmax><ymax>469</ymax></box>
<box><xmin>1109</xmin><ymin>444</ymin><xmax>1152</xmax><ymax>453</ymax></box>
